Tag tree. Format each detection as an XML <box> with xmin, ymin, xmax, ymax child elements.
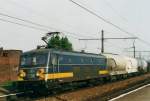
<box><xmin>61</xmin><ymin>37</ymin><xmax>73</xmax><ymax>51</ymax></box>
<box><xmin>47</xmin><ymin>34</ymin><xmax>61</xmax><ymax>49</ymax></box>
<box><xmin>47</xmin><ymin>35</ymin><xmax>73</xmax><ymax>51</ymax></box>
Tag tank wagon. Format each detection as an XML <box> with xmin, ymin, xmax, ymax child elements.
<box><xmin>102</xmin><ymin>54</ymin><xmax>141</xmax><ymax>79</ymax></box>
<box><xmin>102</xmin><ymin>54</ymin><xmax>127</xmax><ymax>75</ymax></box>
<box><xmin>17</xmin><ymin>49</ymin><xmax>150</xmax><ymax>91</ymax></box>
<box><xmin>137</xmin><ymin>58</ymin><xmax>148</xmax><ymax>73</ymax></box>
<box><xmin>124</xmin><ymin>56</ymin><xmax>138</xmax><ymax>74</ymax></box>
<box><xmin>146</xmin><ymin>61</ymin><xmax>150</xmax><ymax>72</ymax></box>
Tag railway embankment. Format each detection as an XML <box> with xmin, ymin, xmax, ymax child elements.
<box><xmin>0</xmin><ymin>74</ymin><xmax>149</xmax><ymax>101</ymax></box>
<box><xmin>35</xmin><ymin>73</ymin><xmax>150</xmax><ymax>101</ymax></box>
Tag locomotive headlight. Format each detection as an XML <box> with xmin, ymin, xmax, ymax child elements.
<box><xmin>18</xmin><ymin>69</ymin><xmax>26</xmax><ymax>80</ymax></box>
<box><xmin>36</xmin><ymin>68</ymin><xmax>45</xmax><ymax>80</ymax></box>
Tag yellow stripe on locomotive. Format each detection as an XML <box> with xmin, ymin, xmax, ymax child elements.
<box><xmin>99</xmin><ymin>70</ymin><xmax>109</xmax><ymax>75</ymax></box>
<box><xmin>18</xmin><ymin>68</ymin><xmax>74</xmax><ymax>81</ymax></box>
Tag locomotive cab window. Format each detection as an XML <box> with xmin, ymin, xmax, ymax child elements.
<box><xmin>59</xmin><ymin>56</ymin><xmax>63</xmax><ymax>62</ymax></box>
<box><xmin>20</xmin><ymin>52</ymin><xmax>48</xmax><ymax>67</ymax></box>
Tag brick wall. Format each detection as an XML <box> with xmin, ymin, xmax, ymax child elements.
<box><xmin>0</xmin><ymin>50</ymin><xmax>22</xmax><ymax>83</ymax></box>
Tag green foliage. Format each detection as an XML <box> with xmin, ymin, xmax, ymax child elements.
<box><xmin>47</xmin><ymin>35</ymin><xmax>61</xmax><ymax>49</ymax></box>
<box><xmin>61</xmin><ymin>37</ymin><xmax>73</xmax><ymax>51</ymax></box>
<box><xmin>0</xmin><ymin>81</ymin><xmax>14</xmax><ymax>90</ymax></box>
<box><xmin>47</xmin><ymin>35</ymin><xmax>73</xmax><ymax>51</ymax></box>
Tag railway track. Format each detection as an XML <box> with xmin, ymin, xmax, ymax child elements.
<box><xmin>34</xmin><ymin>73</ymin><xmax>150</xmax><ymax>101</ymax></box>
<box><xmin>100</xmin><ymin>78</ymin><xmax>150</xmax><ymax>101</ymax></box>
<box><xmin>109</xmin><ymin>83</ymin><xmax>150</xmax><ymax>101</ymax></box>
<box><xmin>0</xmin><ymin>92</ymin><xmax>24</xmax><ymax>98</ymax></box>
<box><xmin>0</xmin><ymin>73</ymin><xmax>150</xmax><ymax>101</ymax></box>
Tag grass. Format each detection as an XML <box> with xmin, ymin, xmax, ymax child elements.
<box><xmin>0</xmin><ymin>81</ymin><xmax>15</xmax><ymax>90</ymax></box>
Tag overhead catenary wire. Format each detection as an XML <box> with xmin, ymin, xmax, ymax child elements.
<box><xmin>102</xmin><ymin>0</ymin><xmax>128</xmax><ymax>22</ymax></box>
<box><xmin>0</xmin><ymin>12</ymin><xmax>97</xmax><ymax>39</ymax></box>
<box><xmin>95</xmin><ymin>1</ymin><xmax>150</xmax><ymax>48</ymax></box>
<box><xmin>7</xmin><ymin>0</ymin><xmax>100</xmax><ymax>37</ymax></box>
<box><xmin>101</xmin><ymin>0</ymin><xmax>150</xmax><ymax>47</ymax></box>
<box><xmin>7</xmin><ymin>0</ymin><xmax>150</xmax><ymax>48</ymax></box>
<box><xmin>0</xmin><ymin>14</ymin><xmax>91</xmax><ymax>39</ymax></box>
<box><xmin>104</xmin><ymin>42</ymin><xmax>124</xmax><ymax>54</ymax></box>
<box><xmin>105</xmin><ymin>30</ymin><xmax>150</xmax><ymax>47</ymax></box>
<box><xmin>0</xmin><ymin>17</ymin><xmax>79</xmax><ymax>39</ymax></box>
<box><xmin>68</xmin><ymin>0</ymin><xmax>136</xmax><ymax>37</ymax></box>
<box><xmin>0</xmin><ymin>12</ymin><xmax>56</xmax><ymax>31</ymax></box>
<box><xmin>68</xmin><ymin>0</ymin><xmax>150</xmax><ymax>47</ymax></box>
<box><xmin>0</xmin><ymin>18</ymin><xmax>49</xmax><ymax>31</ymax></box>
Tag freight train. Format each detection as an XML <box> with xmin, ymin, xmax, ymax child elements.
<box><xmin>17</xmin><ymin>48</ymin><xmax>150</xmax><ymax>91</ymax></box>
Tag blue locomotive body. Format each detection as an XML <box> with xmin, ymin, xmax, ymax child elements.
<box><xmin>17</xmin><ymin>49</ymin><xmax>108</xmax><ymax>90</ymax></box>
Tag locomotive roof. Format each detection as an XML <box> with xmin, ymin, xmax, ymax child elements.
<box><xmin>22</xmin><ymin>48</ymin><xmax>105</xmax><ymax>58</ymax></box>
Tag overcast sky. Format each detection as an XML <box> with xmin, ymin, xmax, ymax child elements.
<box><xmin>0</xmin><ymin>0</ymin><xmax>150</xmax><ymax>58</ymax></box>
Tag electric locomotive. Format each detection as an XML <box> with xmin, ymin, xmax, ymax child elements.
<box><xmin>17</xmin><ymin>48</ymin><xmax>108</xmax><ymax>90</ymax></box>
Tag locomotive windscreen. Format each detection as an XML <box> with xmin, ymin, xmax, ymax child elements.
<box><xmin>20</xmin><ymin>53</ymin><xmax>48</xmax><ymax>67</ymax></box>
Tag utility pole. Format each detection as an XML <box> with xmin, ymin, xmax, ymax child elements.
<box><xmin>79</xmin><ymin>30</ymin><xmax>138</xmax><ymax>53</ymax></box>
<box><xmin>133</xmin><ymin>40</ymin><xmax>136</xmax><ymax>58</ymax></box>
<box><xmin>101</xmin><ymin>30</ymin><xmax>104</xmax><ymax>53</ymax></box>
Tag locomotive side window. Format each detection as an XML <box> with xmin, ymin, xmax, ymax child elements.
<box><xmin>83</xmin><ymin>57</ymin><xmax>90</xmax><ymax>64</ymax></box>
<box><xmin>32</xmin><ymin>57</ymin><xmax>37</xmax><ymax>65</ymax></box>
<box><xmin>52</xmin><ymin>55</ymin><xmax>57</xmax><ymax>65</ymax></box>
<box><xmin>91</xmin><ymin>58</ymin><xmax>93</xmax><ymax>63</ymax></box>
<box><xmin>68</xmin><ymin>58</ymin><xmax>72</xmax><ymax>63</ymax></box>
<box><xmin>81</xmin><ymin>58</ymin><xmax>84</xmax><ymax>63</ymax></box>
